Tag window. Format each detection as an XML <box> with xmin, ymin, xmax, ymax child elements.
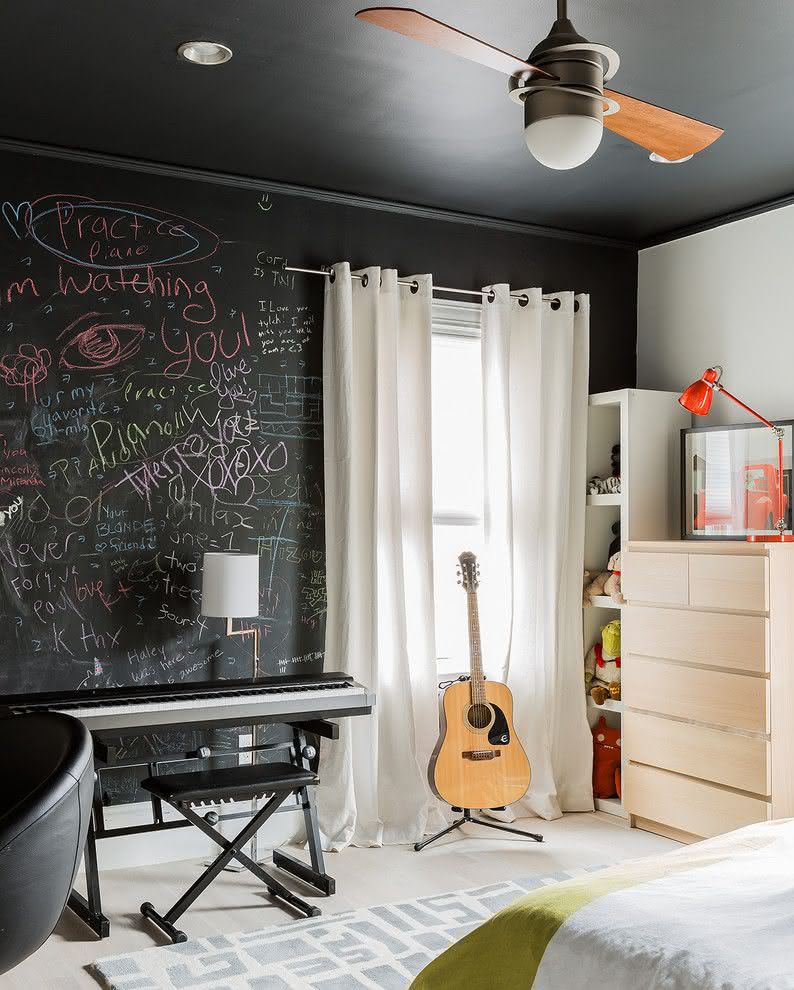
<box><xmin>431</xmin><ymin>301</ymin><xmax>484</xmax><ymax>673</ymax></box>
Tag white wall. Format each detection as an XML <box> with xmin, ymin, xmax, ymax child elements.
<box><xmin>638</xmin><ymin>203</ymin><xmax>794</xmax><ymax>425</ymax></box>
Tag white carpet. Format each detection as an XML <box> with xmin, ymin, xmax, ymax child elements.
<box><xmin>90</xmin><ymin>865</ymin><xmax>601</xmax><ymax>989</ymax></box>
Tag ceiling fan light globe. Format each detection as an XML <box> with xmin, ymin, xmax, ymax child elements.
<box><xmin>524</xmin><ymin>114</ymin><xmax>603</xmax><ymax>170</ymax></box>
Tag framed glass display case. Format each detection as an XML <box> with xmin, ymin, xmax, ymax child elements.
<box><xmin>681</xmin><ymin>421</ymin><xmax>794</xmax><ymax>540</ymax></box>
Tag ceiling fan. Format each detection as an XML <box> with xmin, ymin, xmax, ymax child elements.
<box><xmin>355</xmin><ymin>2</ymin><xmax>724</xmax><ymax>170</ymax></box>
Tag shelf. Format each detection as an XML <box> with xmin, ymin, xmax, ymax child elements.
<box><xmin>588</xmin><ymin>389</ymin><xmax>626</xmax><ymax>408</ymax></box>
<box><xmin>586</xmin><ymin>493</ymin><xmax>622</xmax><ymax>506</ymax></box>
<box><xmin>595</xmin><ymin>796</ymin><xmax>628</xmax><ymax>819</ymax></box>
<box><xmin>586</xmin><ymin>595</ymin><xmax>622</xmax><ymax>609</ymax></box>
<box><xmin>587</xmin><ymin>696</ymin><xmax>623</xmax><ymax>713</ymax></box>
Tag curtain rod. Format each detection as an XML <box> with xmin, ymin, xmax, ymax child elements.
<box><xmin>285</xmin><ymin>265</ymin><xmax>567</xmax><ymax>305</ymax></box>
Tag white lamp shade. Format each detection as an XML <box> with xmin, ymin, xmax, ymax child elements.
<box><xmin>201</xmin><ymin>553</ymin><xmax>260</xmax><ymax>617</ymax></box>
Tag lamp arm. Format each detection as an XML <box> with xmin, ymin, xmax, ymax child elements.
<box><xmin>716</xmin><ymin>384</ymin><xmax>786</xmax><ymax>534</ymax></box>
<box><xmin>715</xmin><ymin>384</ymin><xmax>777</xmax><ymax>432</ymax></box>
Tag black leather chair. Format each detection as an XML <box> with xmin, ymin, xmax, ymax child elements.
<box><xmin>0</xmin><ymin>712</ymin><xmax>93</xmax><ymax>976</ymax></box>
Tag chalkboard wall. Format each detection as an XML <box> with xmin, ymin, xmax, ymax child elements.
<box><xmin>0</xmin><ymin>148</ymin><xmax>637</xmax><ymax>699</ymax></box>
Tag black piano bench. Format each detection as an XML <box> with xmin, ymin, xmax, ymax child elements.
<box><xmin>139</xmin><ymin>762</ymin><xmax>328</xmax><ymax>943</ymax></box>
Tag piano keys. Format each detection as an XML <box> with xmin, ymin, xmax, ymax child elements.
<box><xmin>3</xmin><ymin>671</ymin><xmax>375</xmax><ymax>733</ymax></box>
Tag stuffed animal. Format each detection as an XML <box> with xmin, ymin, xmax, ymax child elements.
<box><xmin>610</xmin><ymin>444</ymin><xmax>620</xmax><ymax>479</ymax></box>
<box><xmin>608</xmin><ymin>520</ymin><xmax>620</xmax><ymax>560</ymax></box>
<box><xmin>592</xmin><ymin>715</ymin><xmax>621</xmax><ymax>799</ymax></box>
<box><xmin>583</xmin><ymin>559</ymin><xmax>623</xmax><ymax>606</ymax></box>
<box><xmin>584</xmin><ymin>619</ymin><xmax>621</xmax><ymax>705</ymax></box>
<box><xmin>588</xmin><ymin>475</ymin><xmax>621</xmax><ymax>495</ymax></box>
<box><xmin>603</xmin><ymin>552</ymin><xmax>625</xmax><ymax>605</ymax></box>
<box><xmin>582</xmin><ymin>570</ymin><xmax>595</xmax><ymax>607</ymax></box>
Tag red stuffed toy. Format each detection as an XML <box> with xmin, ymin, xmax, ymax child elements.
<box><xmin>592</xmin><ymin>715</ymin><xmax>621</xmax><ymax>799</ymax></box>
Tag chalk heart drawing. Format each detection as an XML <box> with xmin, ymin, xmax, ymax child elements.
<box><xmin>0</xmin><ymin>343</ymin><xmax>51</xmax><ymax>401</ymax></box>
<box><xmin>58</xmin><ymin>312</ymin><xmax>145</xmax><ymax>370</ymax></box>
<box><xmin>0</xmin><ymin>201</ymin><xmax>32</xmax><ymax>240</ymax></box>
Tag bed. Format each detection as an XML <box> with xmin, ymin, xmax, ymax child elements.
<box><xmin>410</xmin><ymin>819</ymin><xmax>794</xmax><ymax>989</ymax></box>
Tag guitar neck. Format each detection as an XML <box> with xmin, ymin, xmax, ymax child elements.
<box><xmin>466</xmin><ymin>589</ymin><xmax>486</xmax><ymax>703</ymax></box>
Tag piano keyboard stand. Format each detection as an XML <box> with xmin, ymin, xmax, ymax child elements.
<box><xmin>139</xmin><ymin>762</ymin><xmax>326</xmax><ymax>943</ymax></box>
<box><xmin>6</xmin><ymin>680</ymin><xmax>372</xmax><ymax>939</ymax></box>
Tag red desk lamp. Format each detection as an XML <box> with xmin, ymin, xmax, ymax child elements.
<box><xmin>678</xmin><ymin>366</ymin><xmax>793</xmax><ymax>542</ymax></box>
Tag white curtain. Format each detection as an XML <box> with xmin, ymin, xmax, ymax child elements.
<box><xmin>480</xmin><ymin>285</ymin><xmax>593</xmax><ymax>821</ymax></box>
<box><xmin>318</xmin><ymin>262</ymin><xmax>446</xmax><ymax>849</ymax></box>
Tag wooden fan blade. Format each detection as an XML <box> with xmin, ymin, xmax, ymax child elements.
<box><xmin>603</xmin><ymin>90</ymin><xmax>724</xmax><ymax>159</ymax></box>
<box><xmin>355</xmin><ymin>7</ymin><xmax>553</xmax><ymax>80</ymax></box>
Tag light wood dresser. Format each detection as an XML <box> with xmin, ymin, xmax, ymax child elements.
<box><xmin>622</xmin><ymin>541</ymin><xmax>794</xmax><ymax>843</ymax></box>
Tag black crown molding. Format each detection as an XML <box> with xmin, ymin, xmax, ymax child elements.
<box><xmin>0</xmin><ymin>135</ymin><xmax>635</xmax><ymax>251</ymax></box>
<box><xmin>3</xmin><ymin>133</ymin><xmax>789</xmax><ymax>252</ymax></box>
<box><xmin>641</xmin><ymin>190</ymin><xmax>794</xmax><ymax>249</ymax></box>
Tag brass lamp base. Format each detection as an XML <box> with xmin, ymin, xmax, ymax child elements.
<box><xmin>226</xmin><ymin>617</ymin><xmax>261</xmax><ymax>676</ymax></box>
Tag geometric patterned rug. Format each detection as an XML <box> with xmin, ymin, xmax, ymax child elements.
<box><xmin>89</xmin><ymin>865</ymin><xmax>602</xmax><ymax>990</ymax></box>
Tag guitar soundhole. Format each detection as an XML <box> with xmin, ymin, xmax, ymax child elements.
<box><xmin>467</xmin><ymin>703</ymin><xmax>492</xmax><ymax>729</ymax></box>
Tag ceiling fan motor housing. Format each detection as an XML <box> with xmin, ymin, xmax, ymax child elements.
<box><xmin>509</xmin><ymin>17</ymin><xmax>620</xmax><ymax>167</ymax></box>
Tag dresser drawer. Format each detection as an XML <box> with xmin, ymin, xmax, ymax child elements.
<box><xmin>624</xmin><ymin>711</ymin><xmax>770</xmax><ymax>795</ymax></box>
<box><xmin>688</xmin><ymin>554</ymin><xmax>767</xmax><ymax>613</ymax></box>
<box><xmin>623</xmin><ymin>606</ymin><xmax>768</xmax><ymax>674</ymax></box>
<box><xmin>624</xmin><ymin>656</ymin><xmax>769</xmax><ymax>733</ymax></box>
<box><xmin>626</xmin><ymin>763</ymin><xmax>771</xmax><ymax>839</ymax></box>
<box><xmin>624</xmin><ymin>552</ymin><xmax>688</xmax><ymax>606</ymax></box>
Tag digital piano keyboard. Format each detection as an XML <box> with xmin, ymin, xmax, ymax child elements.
<box><xmin>3</xmin><ymin>671</ymin><xmax>374</xmax><ymax>941</ymax></box>
<box><xmin>3</xmin><ymin>672</ymin><xmax>375</xmax><ymax>734</ymax></box>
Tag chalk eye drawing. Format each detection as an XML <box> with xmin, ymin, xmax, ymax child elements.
<box><xmin>58</xmin><ymin>312</ymin><xmax>145</xmax><ymax>370</ymax></box>
<box><xmin>0</xmin><ymin>343</ymin><xmax>51</xmax><ymax>401</ymax></box>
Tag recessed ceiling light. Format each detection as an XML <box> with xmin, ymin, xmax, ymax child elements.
<box><xmin>177</xmin><ymin>41</ymin><xmax>233</xmax><ymax>66</ymax></box>
<box><xmin>649</xmin><ymin>151</ymin><xmax>694</xmax><ymax>164</ymax></box>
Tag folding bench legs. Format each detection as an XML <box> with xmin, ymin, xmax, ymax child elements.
<box><xmin>141</xmin><ymin>792</ymin><xmax>320</xmax><ymax>943</ymax></box>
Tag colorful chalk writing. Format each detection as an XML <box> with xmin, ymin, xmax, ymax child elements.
<box><xmin>0</xmin><ymin>178</ymin><xmax>326</xmax><ymax>718</ymax></box>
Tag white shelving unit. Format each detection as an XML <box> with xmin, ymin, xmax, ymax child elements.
<box><xmin>586</xmin><ymin>493</ymin><xmax>622</xmax><ymax>507</ymax></box>
<box><xmin>584</xmin><ymin>389</ymin><xmax>690</xmax><ymax>820</ymax></box>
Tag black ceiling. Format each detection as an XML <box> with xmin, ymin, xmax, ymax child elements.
<box><xmin>5</xmin><ymin>1</ymin><xmax>794</xmax><ymax>243</ymax></box>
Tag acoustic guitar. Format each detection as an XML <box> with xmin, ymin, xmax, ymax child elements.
<box><xmin>428</xmin><ymin>551</ymin><xmax>531</xmax><ymax>810</ymax></box>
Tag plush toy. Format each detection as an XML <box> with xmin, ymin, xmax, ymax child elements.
<box><xmin>592</xmin><ymin>715</ymin><xmax>621</xmax><ymax>799</ymax></box>
<box><xmin>588</xmin><ymin>475</ymin><xmax>621</xmax><ymax>495</ymax></box>
<box><xmin>608</xmin><ymin>520</ymin><xmax>620</xmax><ymax>560</ymax></box>
<box><xmin>584</xmin><ymin>619</ymin><xmax>621</xmax><ymax>705</ymax></box>
<box><xmin>603</xmin><ymin>552</ymin><xmax>625</xmax><ymax>605</ymax></box>
<box><xmin>582</xmin><ymin>570</ymin><xmax>595</xmax><ymax>607</ymax></box>
<box><xmin>583</xmin><ymin>559</ymin><xmax>623</xmax><ymax>607</ymax></box>
<box><xmin>610</xmin><ymin>444</ymin><xmax>620</xmax><ymax>479</ymax></box>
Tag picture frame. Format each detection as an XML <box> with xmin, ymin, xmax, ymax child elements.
<box><xmin>681</xmin><ymin>420</ymin><xmax>794</xmax><ymax>540</ymax></box>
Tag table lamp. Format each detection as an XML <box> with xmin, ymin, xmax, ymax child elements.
<box><xmin>678</xmin><ymin>366</ymin><xmax>793</xmax><ymax>542</ymax></box>
<box><xmin>201</xmin><ymin>552</ymin><xmax>262</xmax><ymax>673</ymax></box>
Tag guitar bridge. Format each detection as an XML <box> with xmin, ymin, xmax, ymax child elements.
<box><xmin>462</xmin><ymin>750</ymin><xmax>501</xmax><ymax>761</ymax></box>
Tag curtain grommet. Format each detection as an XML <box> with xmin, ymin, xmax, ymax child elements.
<box><xmin>329</xmin><ymin>269</ymin><xmax>336</xmax><ymax>284</ymax></box>
<box><xmin>487</xmin><ymin>289</ymin><xmax>496</xmax><ymax>303</ymax></box>
<box><xmin>361</xmin><ymin>273</ymin><xmax>369</xmax><ymax>288</ymax></box>
<box><xmin>574</xmin><ymin>300</ymin><xmax>580</xmax><ymax>313</ymax></box>
<box><xmin>518</xmin><ymin>294</ymin><xmax>529</xmax><ymax>308</ymax></box>
<box><xmin>550</xmin><ymin>297</ymin><xmax>561</xmax><ymax>311</ymax></box>
<box><xmin>410</xmin><ymin>280</ymin><xmax>419</xmax><ymax>294</ymax></box>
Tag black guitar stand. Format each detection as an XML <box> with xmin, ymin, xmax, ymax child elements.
<box><xmin>414</xmin><ymin>807</ymin><xmax>543</xmax><ymax>852</ymax></box>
